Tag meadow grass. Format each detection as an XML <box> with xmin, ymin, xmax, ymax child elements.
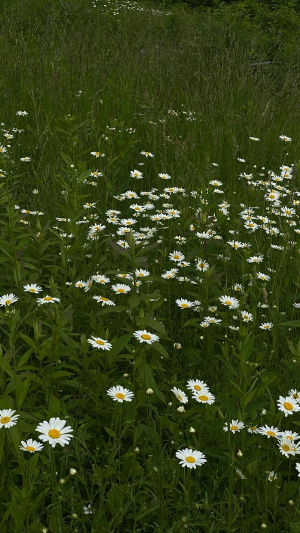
<box><xmin>1</xmin><ymin>0</ymin><xmax>300</xmax><ymax>531</ymax></box>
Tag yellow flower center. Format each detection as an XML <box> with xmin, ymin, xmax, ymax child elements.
<box><xmin>26</xmin><ymin>446</ymin><xmax>35</xmax><ymax>451</ymax></box>
<box><xmin>250</xmin><ymin>426</ymin><xmax>257</xmax><ymax>431</ymax></box>
<box><xmin>281</xmin><ymin>444</ymin><xmax>290</xmax><ymax>452</ymax></box>
<box><xmin>293</xmin><ymin>393</ymin><xmax>299</xmax><ymax>399</ymax></box>
<box><xmin>286</xmin><ymin>435</ymin><xmax>293</xmax><ymax>440</ymax></box>
<box><xmin>115</xmin><ymin>392</ymin><xmax>125</xmax><ymax>399</ymax></box>
<box><xmin>230</xmin><ymin>425</ymin><xmax>238</xmax><ymax>431</ymax></box>
<box><xmin>185</xmin><ymin>456</ymin><xmax>196</xmax><ymax>463</ymax></box>
<box><xmin>266</xmin><ymin>431</ymin><xmax>275</xmax><ymax>437</ymax></box>
<box><xmin>117</xmin><ymin>289</ymin><xmax>125</xmax><ymax>293</ymax></box>
<box><xmin>178</xmin><ymin>395</ymin><xmax>183</xmax><ymax>401</ymax></box>
<box><xmin>224</xmin><ymin>301</ymin><xmax>232</xmax><ymax>306</ymax></box>
<box><xmin>29</xmin><ymin>288</ymin><xmax>36</xmax><ymax>292</ymax></box>
<box><xmin>5</xmin><ymin>300</ymin><xmax>12</xmax><ymax>305</ymax></box>
<box><xmin>173</xmin><ymin>255</ymin><xmax>180</xmax><ymax>259</ymax></box>
<box><xmin>44</xmin><ymin>296</ymin><xmax>53</xmax><ymax>301</ymax></box>
<box><xmin>141</xmin><ymin>334</ymin><xmax>151</xmax><ymax>340</ymax></box>
<box><xmin>48</xmin><ymin>429</ymin><xmax>61</xmax><ymax>439</ymax></box>
<box><xmin>181</xmin><ymin>304</ymin><xmax>189</xmax><ymax>308</ymax></box>
<box><xmin>284</xmin><ymin>402</ymin><xmax>293</xmax><ymax>410</ymax></box>
<box><xmin>198</xmin><ymin>395</ymin><xmax>208</xmax><ymax>402</ymax></box>
<box><xmin>194</xmin><ymin>385</ymin><xmax>201</xmax><ymax>391</ymax></box>
<box><xmin>95</xmin><ymin>340</ymin><xmax>105</xmax><ymax>345</ymax></box>
<box><xmin>1</xmin><ymin>416</ymin><xmax>10</xmax><ymax>424</ymax></box>
<box><xmin>100</xmin><ymin>297</ymin><xmax>109</xmax><ymax>301</ymax></box>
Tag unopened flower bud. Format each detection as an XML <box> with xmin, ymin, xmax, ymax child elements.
<box><xmin>146</xmin><ymin>388</ymin><xmax>153</xmax><ymax>395</ymax></box>
<box><xmin>59</xmin><ymin>478</ymin><xmax>66</xmax><ymax>485</ymax></box>
<box><xmin>69</xmin><ymin>468</ymin><xmax>77</xmax><ymax>476</ymax></box>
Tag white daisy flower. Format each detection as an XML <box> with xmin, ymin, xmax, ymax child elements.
<box><xmin>0</xmin><ymin>293</ymin><xmax>18</xmax><ymax>307</ymax></box>
<box><xmin>169</xmin><ymin>250</ymin><xmax>185</xmax><ymax>262</ymax></box>
<box><xmin>258</xmin><ymin>425</ymin><xmax>281</xmax><ymax>438</ymax></box>
<box><xmin>23</xmin><ymin>284</ymin><xmax>43</xmax><ymax>294</ymax></box>
<box><xmin>196</xmin><ymin>259</ymin><xmax>209</xmax><ymax>272</ymax></box>
<box><xmin>107</xmin><ymin>385</ymin><xmax>134</xmax><ymax>403</ymax></box>
<box><xmin>92</xmin><ymin>275</ymin><xmax>110</xmax><ymax>284</ymax></box>
<box><xmin>0</xmin><ymin>409</ymin><xmax>19</xmax><ymax>428</ymax></box>
<box><xmin>186</xmin><ymin>379</ymin><xmax>209</xmax><ymax>393</ymax></box>
<box><xmin>171</xmin><ymin>387</ymin><xmax>188</xmax><ymax>404</ymax></box>
<box><xmin>268</xmin><ymin>471</ymin><xmax>277</xmax><ymax>481</ymax></box>
<box><xmin>223</xmin><ymin>420</ymin><xmax>245</xmax><ymax>433</ymax></box>
<box><xmin>176</xmin><ymin>298</ymin><xmax>194</xmax><ymax>309</ymax></box>
<box><xmin>277</xmin><ymin>396</ymin><xmax>300</xmax><ymax>417</ymax></box>
<box><xmin>280</xmin><ymin>430</ymin><xmax>300</xmax><ymax>441</ymax></box>
<box><xmin>92</xmin><ymin>295</ymin><xmax>115</xmax><ymax>306</ymax></box>
<box><xmin>219</xmin><ymin>296</ymin><xmax>239</xmax><ymax>309</ymax></box>
<box><xmin>175</xmin><ymin>448</ymin><xmax>206</xmax><ymax>469</ymax></box>
<box><xmin>36</xmin><ymin>417</ymin><xmax>73</xmax><ymax>448</ymax></box>
<box><xmin>75</xmin><ymin>280</ymin><xmax>86</xmax><ymax>288</ymax></box>
<box><xmin>192</xmin><ymin>391</ymin><xmax>215</xmax><ymax>404</ymax></box>
<box><xmin>133</xmin><ymin>330</ymin><xmax>159</xmax><ymax>344</ymax></box>
<box><xmin>111</xmin><ymin>284</ymin><xmax>131</xmax><ymax>294</ymax></box>
<box><xmin>87</xmin><ymin>337</ymin><xmax>112</xmax><ymax>351</ymax></box>
<box><xmin>240</xmin><ymin>310</ymin><xmax>253</xmax><ymax>322</ymax></box>
<box><xmin>36</xmin><ymin>295</ymin><xmax>60</xmax><ymax>305</ymax></box>
<box><xmin>20</xmin><ymin>439</ymin><xmax>44</xmax><ymax>453</ymax></box>
<box><xmin>278</xmin><ymin>437</ymin><xmax>300</xmax><ymax>457</ymax></box>
<box><xmin>259</xmin><ymin>322</ymin><xmax>272</xmax><ymax>331</ymax></box>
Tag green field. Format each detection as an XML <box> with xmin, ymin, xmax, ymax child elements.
<box><xmin>1</xmin><ymin>0</ymin><xmax>300</xmax><ymax>531</ymax></box>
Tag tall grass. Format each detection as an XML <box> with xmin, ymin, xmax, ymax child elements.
<box><xmin>0</xmin><ymin>0</ymin><xmax>300</xmax><ymax>531</ymax></box>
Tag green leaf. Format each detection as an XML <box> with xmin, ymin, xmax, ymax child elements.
<box><xmin>152</xmin><ymin>342</ymin><xmax>169</xmax><ymax>359</ymax></box>
<box><xmin>0</xmin><ymin>356</ymin><xmax>13</xmax><ymax>377</ymax></box>
<box><xmin>60</xmin><ymin>152</ymin><xmax>73</xmax><ymax>166</ymax></box>
<box><xmin>140</xmin><ymin>317</ymin><xmax>167</xmax><ymax>335</ymax></box>
<box><xmin>110</xmin><ymin>334</ymin><xmax>132</xmax><ymax>358</ymax></box>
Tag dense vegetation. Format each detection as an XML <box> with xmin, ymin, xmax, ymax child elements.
<box><xmin>0</xmin><ymin>0</ymin><xmax>300</xmax><ymax>531</ymax></box>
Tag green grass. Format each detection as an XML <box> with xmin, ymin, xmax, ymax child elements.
<box><xmin>0</xmin><ymin>0</ymin><xmax>300</xmax><ymax>531</ymax></box>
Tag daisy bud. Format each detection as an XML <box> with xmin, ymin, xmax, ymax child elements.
<box><xmin>71</xmin><ymin>513</ymin><xmax>78</xmax><ymax>519</ymax></box>
<box><xmin>189</xmin><ymin>427</ymin><xmax>196</xmax><ymax>433</ymax></box>
<box><xmin>153</xmin><ymin>466</ymin><xmax>158</xmax><ymax>472</ymax></box>
<box><xmin>123</xmin><ymin>373</ymin><xmax>129</xmax><ymax>378</ymax></box>
<box><xmin>146</xmin><ymin>388</ymin><xmax>153</xmax><ymax>395</ymax></box>
<box><xmin>59</xmin><ymin>478</ymin><xmax>66</xmax><ymax>485</ymax></box>
<box><xmin>289</xmin><ymin>500</ymin><xmax>294</xmax><ymax>506</ymax></box>
<box><xmin>134</xmin><ymin>447</ymin><xmax>140</xmax><ymax>454</ymax></box>
<box><xmin>237</xmin><ymin>450</ymin><xmax>243</xmax><ymax>457</ymax></box>
<box><xmin>69</xmin><ymin>468</ymin><xmax>77</xmax><ymax>476</ymax></box>
<box><xmin>261</xmin><ymin>524</ymin><xmax>267</xmax><ymax>529</ymax></box>
<box><xmin>41</xmin><ymin>528</ymin><xmax>48</xmax><ymax>533</ymax></box>
<box><xmin>168</xmin><ymin>402</ymin><xmax>172</xmax><ymax>406</ymax></box>
<box><xmin>261</xmin><ymin>409</ymin><xmax>267</xmax><ymax>415</ymax></box>
<box><xmin>181</xmin><ymin>517</ymin><xmax>188</xmax><ymax>523</ymax></box>
<box><xmin>177</xmin><ymin>406</ymin><xmax>185</xmax><ymax>413</ymax></box>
